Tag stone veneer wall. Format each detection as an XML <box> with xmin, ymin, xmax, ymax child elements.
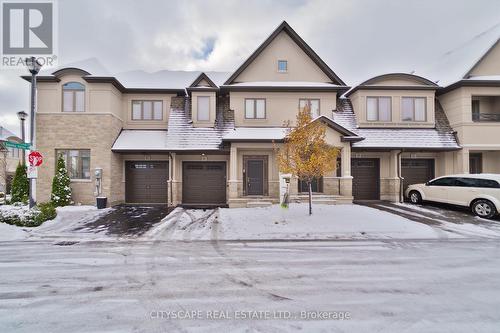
<box><xmin>36</xmin><ymin>114</ymin><xmax>123</xmax><ymax>205</ymax></box>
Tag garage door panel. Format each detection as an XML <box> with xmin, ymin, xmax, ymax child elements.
<box><xmin>183</xmin><ymin>162</ymin><xmax>226</xmax><ymax>205</ymax></box>
<box><xmin>402</xmin><ymin>159</ymin><xmax>434</xmax><ymax>192</ymax></box>
<box><xmin>125</xmin><ymin>161</ymin><xmax>168</xmax><ymax>204</ymax></box>
<box><xmin>351</xmin><ymin>158</ymin><xmax>380</xmax><ymax>200</ymax></box>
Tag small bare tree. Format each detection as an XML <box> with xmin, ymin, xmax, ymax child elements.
<box><xmin>277</xmin><ymin>105</ymin><xmax>340</xmax><ymax>215</ymax></box>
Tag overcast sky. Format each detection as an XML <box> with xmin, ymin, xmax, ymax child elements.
<box><xmin>1</xmin><ymin>0</ymin><xmax>500</xmax><ymax>135</ymax></box>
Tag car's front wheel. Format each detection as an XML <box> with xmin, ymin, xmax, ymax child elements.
<box><xmin>471</xmin><ymin>199</ymin><xmax>497</xmax><ymax>219</ymax></box>
<box><xmin>408</xmin><ymin>191</ymin><xmax>422</xmax><ymax>204</ymax></box>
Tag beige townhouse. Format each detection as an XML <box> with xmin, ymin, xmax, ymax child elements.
<box><xmin>23</xmin><ymin>21</ymin><xmax>500</xmax><ymax>208</ymax></box>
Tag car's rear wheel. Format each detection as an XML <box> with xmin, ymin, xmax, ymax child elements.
<box><xmin>471</xmin><ymin>199</ymin><xmax>497</xmax><ymax>219</ymax></box>
<box><xmin>408</xmin><ymin>191</ymin><xmax>422</xmax><ymax>204</ymax></box>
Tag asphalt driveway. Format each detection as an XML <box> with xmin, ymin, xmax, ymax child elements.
<box><xmin>74</xmin><ymin>205</ymin><xmax>172</xmax><ymax>236</ymax></box>
<box><xmin>359</xmin><ymin>201</ymin><xmax>500</xmax><ymax>238</ymax></box>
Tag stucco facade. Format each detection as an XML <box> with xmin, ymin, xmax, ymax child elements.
<box><xmin>27</xmin><ymin>21</ymin><xmax>500</xmax><ymax>208</ymax></box>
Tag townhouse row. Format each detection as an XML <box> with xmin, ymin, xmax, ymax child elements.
<box><xmin>25</xmin><ymin>21</ymin><xmax>500</xmax><ymax>207</ymax></box>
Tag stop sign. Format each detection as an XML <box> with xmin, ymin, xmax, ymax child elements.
<box><xmin>28</xmin><ymin>151</ymin><xmax>43</xmax><ymax>167</ymax></box>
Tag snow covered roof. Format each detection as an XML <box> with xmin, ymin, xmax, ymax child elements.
<box><xmin>0</xmin><ymin>126</ymin><xmax>19</xmax><ymax>141</ymax></box>
<box><xmin>223</xmin><ymin>127</ymin><xmax>289</xmax><ymax>141</ymax></box>
<box><xmin>165</xmin><ymin>102</ymin><xmax>234</xmax><ymax>151</ymax></box>
<box><xmin>334</xmin><ymin>99</ymin><xmax>460</xmax><ymax>150</ymax></box>
<box><xmin>418</xmin><ymin>25</ymin><xmax>500</xmax><ymax>87</ymax></box>
<box><xmin>352</xmin><ymin>128</ymin><xmax>459</xmax><ymax>150</ymax></box>
<box><xmin>111</xmin><ymin>130</ymin><xmax>168</xmax><ymax>152</ymax></box>
<box><xmin>32</xmin><ymin>58</ymin><xmax>231</xmax><ymax>90</ymax></box>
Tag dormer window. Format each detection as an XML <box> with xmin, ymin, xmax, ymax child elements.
<box><xmin>366</xmin><ymin>97</ymin><xmax>391</xmax><ymax>122</ymax></box>
<box><xmin>402</xmin><ymin>97</ymin><xmax>426</xmax><ymax>122</ymax></box>
<box><xmin>62</xmin><ymin>82</ymin><xmax>85</xmax><ymax>112</ymax></box>
<box><xmin>277</xmin><ymin>60</ymin><xmax>288</xmax><ymax>73</ymax></box>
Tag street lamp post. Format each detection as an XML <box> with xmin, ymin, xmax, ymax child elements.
<box><xmin>25</xmin><ymin>57</ymin><xmax>42</xmax><ymax>209</ymax></box>
<box><xmin>16</xmin><ymin>111</ymin><xmax>28</xmax><ymax>165</ymax></box>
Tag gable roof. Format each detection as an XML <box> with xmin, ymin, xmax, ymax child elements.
<box><xmin>224</xmin><ymin>21</ymin><xmax>346</xmax><ymax>86</ymax></box>
<box><xmin>464</xmin><ymin>38</ymin><xmax>500</xmax><ymax>79</ymax></box>
<box><xmin>189</xmin><ymin>72</ymin><xmax>218</xmax><ymax>88</ymax></box>
<box><xmin>419</xmin><ymin>24</ymin><xmax>500</xmax><ymax>87</ymax></box>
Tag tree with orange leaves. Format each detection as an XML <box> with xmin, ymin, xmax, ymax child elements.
<box><xmin>277</xmin><ymin>105</ymin><xmax>340</xmax><ymax>215</ymax></box>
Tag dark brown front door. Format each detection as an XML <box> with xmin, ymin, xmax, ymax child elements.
<box><xmin>246</xmin><ymin>159</ymin><xmax>264</xmax><ymax>195</ymax></box>
<box><xmin>125</xmin><ymin>161</ymin><xmax>168</xmax><ymax>204</ymax></box>
<box><xmin>351</xmin><ymin>158</ymin><xmax>380</xmax><ymax>200</ymax></box>
<box><xmin>402</xmin><ymin>159</ymin><xmax>435</xmax><ymax>192</ymax></box>
<box><xmin>182</xmin><ymin>162</ymin><xmax>226</xmax><ymax>205</ymax></box>
<box><xmin>469</xmin><ymin>153</ymin><xmax>483</xmax><ymax>174</ymax></box>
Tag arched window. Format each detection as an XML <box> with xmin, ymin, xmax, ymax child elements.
<box><xmin>62</xmin><ymin>82</ymin><xmax>85</xmax><ymax>112</ymax></box>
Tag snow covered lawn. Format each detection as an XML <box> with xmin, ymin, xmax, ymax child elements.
<box><xmin>145</xmin><ymin>204</ymin><xmax>441</xmax><ymax>241</ymax></box>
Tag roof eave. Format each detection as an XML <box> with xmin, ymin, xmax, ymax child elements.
<box><xmin>220</xmin><ymin>85</ymin><xmax>350</xmax><ymax>93</ymax></box>
<box><xmin>438</xmin><ymin>79</ymin><xmax>500</xmax><ymax>95</ymax></box>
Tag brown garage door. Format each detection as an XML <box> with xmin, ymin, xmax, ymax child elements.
<box><xmin>125</xmin><ymin>161</ymin><xmax>168</xmax><ymax>204</ymax></box>
<box><xmin>183</xmin><ymin>162</ymin><xmax>226</xmax><ymax>205</ymax></box>
<box><xmin>351</xmin><ymin>158</ymin><xmax>380</xmax><ymax>200</ymax></box>
<box><xmin>402</xmin><ymin>159</ymin><xmax>435</xmax><ymax>192</ymax></box>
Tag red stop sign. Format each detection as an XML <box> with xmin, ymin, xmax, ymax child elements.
<box><xmin>28</xmin><ymin>151</ymin><xmax>43</xmax><ymax>167</ymax></box>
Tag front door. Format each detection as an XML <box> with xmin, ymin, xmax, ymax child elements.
<box><xmin>246</xmin><ymin>159</ymin><xmax>264</xmax><ymax>195</ymax></box>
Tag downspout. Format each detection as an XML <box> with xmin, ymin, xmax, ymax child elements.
<box><xmin>397</xmin><ymin>150</ymin><xmax>404</xmax><ymax>203</ymax></box>
<box><xmin>168</xmin><ymin>152</ymin><xmax>174</xmax><ymax>207</ymax></box>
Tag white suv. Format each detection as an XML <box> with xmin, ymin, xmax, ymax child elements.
<box><xmin>405</xmin><ymin>174</ymin><xmax>500</xmax><ymax>219</ymax></box>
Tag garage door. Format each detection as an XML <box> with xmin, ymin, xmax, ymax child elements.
<box><xmin>125</xmin><ymin>161</ymin><xmax>168</xmax><ymax>204</ymax></box>
<box><xmin>401</xmin><ymin>159</ymin><xmax>435</xmax><ymax>192</ymax></box>
<box><xmin>351</xmin><ymin>158</ymin><xmax>380</xmax><ymax>200</ymax></box>
<box><xmin>183</xmin><ymin>162</ymin><xmax>226</xmax><ymax>205</ymax></box>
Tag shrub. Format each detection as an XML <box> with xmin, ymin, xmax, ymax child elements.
<box><xmin>11</xmin><ymin>164</ymin><xmax>29</xmax><ymax>204</ymax></box>
<box><xmin>51</xmin><ymin>155</ymin><xmax>72</xmax><ymax>207</ymax></box>
<box><xmin>0</xmin><ymin>202</ymin><xmax>57</xmax><ymax>227</ymax></box>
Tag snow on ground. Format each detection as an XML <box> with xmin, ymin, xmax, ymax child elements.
<box><xmin>0</xmin><ymin>222</ymin><xmax>29</xmax><ymax>241</ymax></box>
<box><xmin>145</xmin><ymin>204</ymin><xmax>441</xmax><ymax>241</ymax></box>
<box><xmin>0</xmin><ymin>205</ymin><xmax>114</xmax><ymax>242</ymax></box>
<box><xmin>30</xmin><ymin>205</ymin><xmax>114</xmax><ymax>240</ymax></box>
<box><xmin>1</xmin><ymin>239</ymin><xmax>500</xmax><ymax>332</ymax></box>
<box><xmin>393</xmin><ymin>202</ymin><xmax>500</xmax><ymax>238</ymax></box>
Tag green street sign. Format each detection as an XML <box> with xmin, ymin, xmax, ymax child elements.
<box><xmin>4</xmin><ymin>141</ymin><xmax>31</xmax><ymax>150</ymax></box>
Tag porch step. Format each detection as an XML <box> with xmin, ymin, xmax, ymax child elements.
<box><xmin>246</xmin><ymin>201</ymin><xmax>273</xmax><ymax>208</ymax></box>
<box><xmin>290</xmin><ymin>194</ymin><xmax>353</xmax><ymax>205</ymax></box>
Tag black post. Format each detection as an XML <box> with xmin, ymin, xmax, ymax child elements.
<box><xmin>308</xmin><ymin>181</ymin><xmax>312</xmax><ymax>216</ymax></box>
<box><xmin>19</xmin><ymin>117</ymin><xmax>26</xmax><ymax>165</ymax></box>
<box><xmin>28</xmin><ymin>59</ymin><xmax>37</xmax><ymax>209</ymax></box>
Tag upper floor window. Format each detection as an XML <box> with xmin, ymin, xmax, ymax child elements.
<box><xmin>245</xmin><ymin>99</ymin><xmax>266</xmax><ymax>119</ymax></box>
<box><xmin>132</xmin><ymin>101</ymin><xmax>163</xmax><ymax>120</ymax></box>
<box><xmin>277</xmin><ymin>60</ymin><xmax>288</xmax><ymax>73</ymax></box>
<box><xmin>56</xmin><ymin>149</ymin><xmax>91</xmax><ymax>180</ymax></box>
<box><xmin>366</xmin><ymin>97</ymin><xmax>391</xmax><ymax>122</ymax></box>
<box><xmin>402</xmin><ymin>97</ymin><xmax>426</xmax><ymax>122</ymax></box>
<box><xmin>62</xmin><ymin>82</ymin><xmax>85</xmax><ymax>112</ymax></box>
<box><xmin>8</xmin><ymin>147</ymin><xmax>20</xmax><ymax>158</ymax></box>
<box><xmin>299</xmin><ymin>99</ymin><xmax>320</xmax><ymax>118</ymax></box>
<box><xmin>197</xmin><ymin>96</ymin><xmax>210</xmax><ymax>121</ymax></box>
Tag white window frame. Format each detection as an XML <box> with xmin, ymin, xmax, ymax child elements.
<box><xmin>401</xmin><ymin>97</ymin><xmax>427</xmax><ymax>122</ymax></box>
<box><xmin>244</xmin><ymin>98</ymin><xmax>266</xmax><ymax>119</ymax></box>
<box><xmin>366</xmin><ymin>96</ymin><xmax>392</xmax><ymax>122</ymax></box>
